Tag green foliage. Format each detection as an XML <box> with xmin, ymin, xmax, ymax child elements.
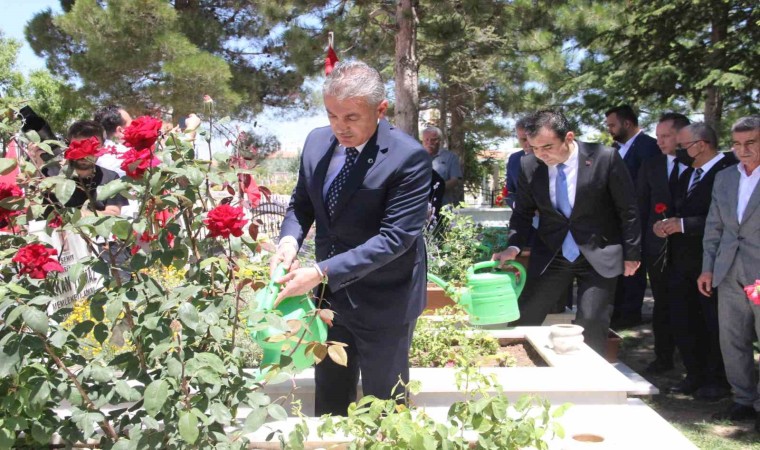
<box><xmin>0</xmin><ymin>110</ymin><xmax>322</xmax><ymax>447</ymax></box>
<box><xmin>426</xmin><ymin>207</ymin><xmax>491</xmax><ymax>288</ymax></box>
<box><xmin>410</xmin><ymin>308</ymin><xmax>509</xmax><ymax>368</ymax></box>
<box><xmin>310</xmin><ymin>368</ymin><xmax>568</xmax><ymax>449</ymax></box>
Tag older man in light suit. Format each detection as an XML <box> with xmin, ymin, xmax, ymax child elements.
<box><xmin>699</xmin><ymin>116</ymin><xmax>760</xmax><ymax>431</ymax></box>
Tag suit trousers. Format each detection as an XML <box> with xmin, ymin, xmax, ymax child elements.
<box><xmin>612</xmin><ymin>264</ymin><xmax>647</xmax><ymax>322</ymax></box>
<box><xmin>314</xmin><ymin>314</ymin><xmax>415</xmax><ymax>416</ymax></box>
<box><xmin>515</xmin><ymin>254</ymin><xmax>616</xmax><ymax>354</ymax></box>
<box><xmin>646</xmin><ymin>253</ymin><xmax>675</xmax><ymax>364</ymax></box>
<box><xmin>718</xmin><ymin>261</ymin><xmax>760</xmax><ymax>410</ymax></box>
<box><xmin>669</xmin><ymin>263</ymin><xmax>726</xmax><ymax>385</ymax></box>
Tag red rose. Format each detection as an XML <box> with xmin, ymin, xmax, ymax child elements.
<box><xmin>654</xmin><ymin>203</ymin><xmax>668</xmax><ymax>215</ymax></box>
<box><xmin>123</xmin><ymin>116</ymin><xmax>163</xmax><ymax>151</ymax></box>
<box><xmin>48</xmin><ymin>214</ymin><xmax>63</xmax><ymax>229</ymax></box>
<box><xmin>745</xmin><ymin>281</ymin><xmax>760</xmax><ymax>306</ymax></box>
<box><xmin>204</xmin><ymin>204</ymin><xmax>248</xmax><ymax>238</ymax></box>
<box><xmin>120</xmin><ymin>147</ymin><xmax>160</xmax><ymax>179</ymax></box>
<box><xmin>0</xmin><ymin>182</ymin><xmax>24</xmax><ymax>226</ymax></box>
<box><xmin>12</xmin><ymin>243</ymin><xmax>65</xmax><ymax>279</ymax></box>
<box><xmin>501</xmin><ymin>185</ymin><xmax>508</xmax><ymax>197</ymax></box>
<box><xmin>64</xmin><ymin>137</ymin><xmax>105</xmax><ymax>160</ymax></box>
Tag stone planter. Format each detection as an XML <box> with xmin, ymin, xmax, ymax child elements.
<box><xmin>425</xmin><ymin>283</ymin><xmax>456</xmax><ymax>311</ymax></box>
<box><xmin>605</xmin><ymin>329</ymin><xmax>623</xmax><ymax>363</ymax></box>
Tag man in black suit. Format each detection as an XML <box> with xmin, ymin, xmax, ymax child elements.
<box><xmin>271</xmin><ymin>61</ymin><xmax>431</xmax><ymax>416</ymax></box>
<box><xmin>656</xmin><ymin>122</ymin><xmax>736</xmax><ymax>400</ymax></box>
<box><xmin>605</xmin><ymin>105</ymin><xmax>661</xmax><ymax>329</ymax></box>
<box><xmin>493</xmin><ymin>110</ymin><xmax>642</xmax><ymax>354</ymax></box>
<box><xmin>636</xmin><ymin>112</ymin><xmax>691</xmax><ymax>374</ymax></box>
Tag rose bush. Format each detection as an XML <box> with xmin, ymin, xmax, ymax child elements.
<box><xmin>204</xmin><ymin>204</ymin><xmax>248</xmax><ymax>238</ymax></box>
<box><xmin>63</xmin><ymin>136</ymin><xmax>105</xmax><ymax>160</ymax></box>
<box><xmin>11</xmin><ymin>243</ymin><xmax>65</xmax><ymax>279</ymax></box>
<box><xmin>122</xmin><ymin>116</ymin><xmax>162</xmax><ymax>151</ymax></box>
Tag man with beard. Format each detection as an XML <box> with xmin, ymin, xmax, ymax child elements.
<box><xmin>605</xmin><ymin>105</ymin><xmax>660</xmax><ymax>329</ymax></box>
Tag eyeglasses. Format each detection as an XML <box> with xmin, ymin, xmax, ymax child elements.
<box><xmin>676</xmin><ymin>140</ymin><xmax>704</xmax><ymax>152</ymax></box>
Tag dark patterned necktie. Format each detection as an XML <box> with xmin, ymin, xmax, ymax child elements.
<box><xmin>687</xmin><ymin>167</ymin><xmax>703</xmax><ymax>197</ymax></box>
<box><xmin>326</xmin><ymin>147</ymin><xmax>359</xmax><ymax>217</ymax></box>
<box><xmin>668</xmin><ymin>162</ymin><xmax>680</xmax><ymax>200</ymax></box>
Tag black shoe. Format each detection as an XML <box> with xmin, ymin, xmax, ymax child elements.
<box><xmin>755</xmin><ymin>412</ymin><xmax>760</xmax><ymax>433</ymax></box>
<box><xmin>694</xmin><ymin>383</ymin><xmax>731</xmax><ymax>402</ymax></box>
<box><xmin>645</xmin><ymin>359</ymin><xmax>674</xmax><ymax>374</ymax></box>
<box><xmin>668</xmin><ymin>377</ymin><xmax>702</xmax><ymax>395</ymax></box>
<box><xmin>712</xmin><ymin>403</ymin><xmax>756</xmax><ymax>421</ymax></box>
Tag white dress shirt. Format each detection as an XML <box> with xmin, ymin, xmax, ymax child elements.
<box><xmin>666</xmin><ymin>154</ymin><xmax>687</xmax><ymax>178</ymax></box>
<box><xmin>617</xmin><ymin>130</ymin><xmax>642</xmax><ymax>160</ymax></box>
<box><xmin>688</xmin><ymin>152</ymin><xmax>724</xmax><ymax>191</ymax></box>
<box><xmin>737</xmin><ymin>164</ymin><xmax>760</xmax><ymax>223</ymax></box>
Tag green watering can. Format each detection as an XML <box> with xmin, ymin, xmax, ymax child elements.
<box><xmin>427</xmin><ymin>260</ymin><xmax>526</xmax><ymax>325</ymax></box>
<box><xmin>248</xmin><ymin>264</ymin><xmax>328</xmax><ymax>370</ymax></box>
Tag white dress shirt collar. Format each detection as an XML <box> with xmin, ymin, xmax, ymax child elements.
<box><xmin>737</xmin><ymin>163</ymin><xmax>760</xmax><ymax>223</ymax></box>
<box><xmin>617</xmin><ymin>130</ymin><xmax>642</xmax><ymax>160</ymax></box>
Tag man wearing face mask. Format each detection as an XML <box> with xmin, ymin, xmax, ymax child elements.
<box><xmin>605</xmin><ymin>105</ymin><xmax>661</xmax><ymax>330</ymax></box>
<box><xmin>636</xmin><ymin>112</ymin><xmax>690</xmax><ymax>375</ymax></box>
<box><xmin>655</xmin><ymin>122</ymin><xmax>737</xmax><ymax>400</ymax></box>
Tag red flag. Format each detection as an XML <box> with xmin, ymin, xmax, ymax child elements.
<box><xmin>325</xmin><ymin>32</ymin><xmax>339</xmax><ymax>75</ymax></box>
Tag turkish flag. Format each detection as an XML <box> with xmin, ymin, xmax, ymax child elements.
<box><xmin>325</xmin><ymin>45</ymin><xmax>339</xmax><ymax>75</ymax></box>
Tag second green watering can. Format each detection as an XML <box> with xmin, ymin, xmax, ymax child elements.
<box><xmin>428</xmin><ymin>260</ymin><xmax>526</xmax><ymax>325</ymax></box>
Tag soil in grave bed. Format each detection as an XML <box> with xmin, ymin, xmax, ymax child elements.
<box><xmin>410</xmin><ymin>338</ymin><xmax>548</xmax><ymax>368</ymax></box>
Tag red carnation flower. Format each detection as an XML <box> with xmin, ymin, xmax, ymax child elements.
<box><xmin>123</xmin><ymin>116</ymin><xmax>163</xmax><ymax>151</ymax></box>
<box><xmin>204</xmin><ymin>204</ymin><xmax>248</xmax><ymax>238</ymax></box>
<box><xmin>120</xmin><ymin>147</ymin><xmax>160</xmax><ymax>179</ymax></box>
<box><xmin>0</xmin><ymin>182</ymin><xmax>24</xmax><ymax>226</ymax></box>
<box><xmin>12</xmin><ymin>243</ymin><xmax>65</xmax><ymax>279</ymax></box>
<box><xmin>64</xmin><ymin>136</ymin><xmax>105</xmax><ymax>160</ymax></box>
<box><xmin>745</xmin><ymin>281</ymin><xmax>760</xmax><ymax>306</ymax></box>
<box><xmin>654</xmin><ymin>203</ymin><xmax>668</xmax><ymax>215</ymax></box>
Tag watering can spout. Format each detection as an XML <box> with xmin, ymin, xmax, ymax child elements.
<box><xmin>427</xmin><ymin>272</ymin><xmax>451</xmax><ymax>292</ymax></box>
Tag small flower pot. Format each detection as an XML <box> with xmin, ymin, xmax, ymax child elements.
<box><xmin>605</xmin><ymin>329</ymin><xmax>623</xmax><ymax>363</ymax></box>
<box><xmin>549</xmin><ymin>324</ymin><xmax>585</xmax><ymax>354</ymax></box>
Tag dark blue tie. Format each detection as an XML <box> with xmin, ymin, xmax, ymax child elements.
<box><xmin>326</xmin><ymin>147</ymin><xmax>359</xmax><ymax>217</ymax></box>
<box><xmin>556</xmin><ymin>163</ymin><xmax>580</xmax><ymax>262</ymax></box>
<box><xmin>687</xmin><ymin>167</ymin><xmax>703</xmax><ymax>197</ymax></box>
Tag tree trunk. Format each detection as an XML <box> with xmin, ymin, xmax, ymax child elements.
<box><xmin>448</xmin><ymin>82</ymin><xmax>467</xmax><ymax>204</ymax></box>
<box><xmin>394</xmin><ymin>0</ymin><xmax>420</xmax><ymax>138</ymax></box>
<box><xmin>439</xmin><ymin>71</ymin><xmax>449</xmax><ymax>145</ymax></box>
<box><xmin>703</xmin><ymin>2</ymin><xmax>728</xmax><ymax>130</ymax></box>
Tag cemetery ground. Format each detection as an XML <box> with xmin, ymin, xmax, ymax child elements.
<box><xmin>619</xmin><ymin>295</ymin><xmax>760</xmax><ymax>450</ymax></box>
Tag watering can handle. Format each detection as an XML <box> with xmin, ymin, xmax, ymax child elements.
<box><xmin>257</xmin><ymin>264</ymin><xmax>288</xmax><ymax>312</ymax></box>
<box><xmin>467</xmin><ymin>260</ymin><xmax>527</xmax><ymax>296</ymax></box>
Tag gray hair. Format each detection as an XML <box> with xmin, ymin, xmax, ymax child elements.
<box><xmin>323</xmin><ymin>60</ymin><xmax>385</xmax><ymax>106</ymax></box>
<box><xmin>683</xmin><ymin>122</ymin><xmax>718</xmax><ymax>149</ymax></box>
<box><xmin>515</xmin><ymin>116</ymin><xmax>530</xmax><ymax>131</ymax></box>
<box><xmin>732</xmin><ymin>116</ymin><xmax>760</xmax><ymax>134</ymax></box>
<box><xmin>422</xmin><ymin>126</ymin><xmax>442</xmax><ymax>138</ymax></box>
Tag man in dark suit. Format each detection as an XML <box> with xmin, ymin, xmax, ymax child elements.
<box><xmin>493</xmin><ymin>110</ymin><xmax>642</xmax><ymax>354</ymax></box>
<box><xmin>656</xmin><ymin>122</ymin><xmax>736</xmax><ymax>400</ymax></box>
<box><xmin>505</xmin><ymin>117</ymin><xmax>532</xmax><ymax>208</ymax></box>
<box><xmin>605</xmin><ymin>105</ymin><xmax>661</xmax><ymax>329</ymax></box>
<box><xmin>636</xmin><ymin>112</ymin><xmax>691</xmax><ymax>374</ymax></box>
<box><xmin>271</xmin><ymin>61</ymin><xmax>431</xmax><ymax>416</ymax></box>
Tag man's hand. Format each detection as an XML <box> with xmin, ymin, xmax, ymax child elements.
<box><xmin>659</xmin><ymin>218</ymin><xmax>683</xmax><ymax>236</ymax></box>
<box><xmin>623</xmin><ymin>260</ymin><xmax>641</xmax><ymax>276</ymax></box>
<box><xmin>697</xmin><ymin>272</ymin><xmax>714</xmax><ymax>297</ymax></box>
<box><xmin>492</xmin><ymin>247</ymin><xmax>519</xmax><ymax>269</ymax></box>
<box><xmin>270</xmin><ymin>242</ymin><xmax>298</xmax><ymax>276</ymax></box>
<box><xmin>184</xmin><ymin>113</ymin><xmax>201</xmax><ymax>132</ymax></box>
<box><xmin>274</xmin><ymin>267</ymin><xmax>323</xmax><ymax>306</ymax></box>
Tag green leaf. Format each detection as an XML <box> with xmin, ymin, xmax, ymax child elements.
<box><xmin>50</xmin><ymin>330</ymin><xmax>69</xmax><ymax>348</ymax></box>
<box><xmin>267</xmin><ymin>404</ymin><xmax>288</xmax><ymax>421</ymax></box>
<box><xmin>105</xmin><ymin>297</ymin><xmax>123</xmax><ymax>323</ymax></box>
<box><xmin>111</xmin><ymin>220</ymin><xmax>132</xmax><ymax>240</ymax></box>
<box><xmin>93</xmin><ymin>322</ymin><xmax>109</xmax><ymax>344</ymax></box>
<box><xmin>90</xmin><ymin>365</ymin><xmax>113</xmax><ymax>383</ymax></box>
<box><xmin>209</xmin><ymin>402</ymin><xmax>232</xmax><ymax>425</ymax></box>
<box><xmin>178</xmin><ymin>410</ymin><xmax>199</xmax><ymax>443</ymax></box>
<box><xmin>22</xmin><ymin>308</ymin><xmax>48</xmax><ymax>334</ymax></box>
<box><xmin>7</xmin><ymin>282</ymin><xmax>30</xmax><ymax>295</ymax></box>
<box><xmin>97</xmin><ymin>179</ymin><xmax>128</xmax><ymax>201</ymax></box>
<box><xmin>55</xmin><ymin>179</ymin><xmax>76</xmax><ymax>205</ymax></box>
<box><xmin>178</xmin><ymin>302</ymin><xmax>200</xmax><ymax>330</ymax></box>
<box><xmin>243</xmin><ymin>407</ymin><xmax>268</xmax><ymax>433</ymax></box>
<box><xmin>143</xmin><ymin>380</ymin><xmax>170</xmax><ymax>417</ymax></box>
<box><xmin>186</xmin><ymin>167</ymin><xmax>204</xmax><ymax>186</ymax></box>
<box><xmin>115</xmin><ymin>380</ymin><xmax>141</xmax><ymax>402</ymax></box>
<box><xmin>0</xmin><ymin>158</ymin><xmax>18</xmax><ymax>176</ymax></box>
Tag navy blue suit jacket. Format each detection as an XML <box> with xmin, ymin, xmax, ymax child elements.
<box><xmin>621</xmin><ymin>132</ymin><xmax>660</xmax><ymax>187</ymax></box>
<box><xmin>280</xmin><ymin>119</ymin><xmax>431</xmax><ymax>329</ymax></box>
<box><xmin>505</xmin><ymin>150</ymin><xmax>525</xmax><ymax>208</ymax></box>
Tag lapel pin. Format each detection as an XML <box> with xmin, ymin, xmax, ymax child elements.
<box><xmin>368</xmin><ymin>158</ymin><xmax>374</xmax><ymax>164</ymax></box>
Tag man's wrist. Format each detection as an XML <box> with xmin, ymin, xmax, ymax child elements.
<box><xmin>507</xmin><ymin>246</ymin><xmax>521</xmax><ymax>256</ymax></box>
<box><xmin>277</xmin><ymin>236</ymin><xmax>298</xmax><ymax>252</ymax></box>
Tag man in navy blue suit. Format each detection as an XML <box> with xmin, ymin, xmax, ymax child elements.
<box><xmin>505</xmin><ymin>117</ymin><xmax>532</xmax><ymax>208</ymax></box>
<box><xmin>271</xmin><ymin>61</ymin><xmax>431</xmax><ymax>416</ymax></box>
<box><xmin>605</xmin><ymin>105</ymin><xmax>660</xmax><ymax>329</ymax></box>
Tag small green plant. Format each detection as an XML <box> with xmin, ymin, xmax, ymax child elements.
<box><xmin>426</xmin><ymin>208</ymin><xmax>490</xmax><ymax>288</ymax></box>
<box><xmin>410</xmin><ymin>307</ymin><xmax>512</xmax><ymax>368</ymax></box>
<box><xmin>302</xmin><ymin>366</ymin><xmax>568</xmax><ymax>449</ymax></box>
